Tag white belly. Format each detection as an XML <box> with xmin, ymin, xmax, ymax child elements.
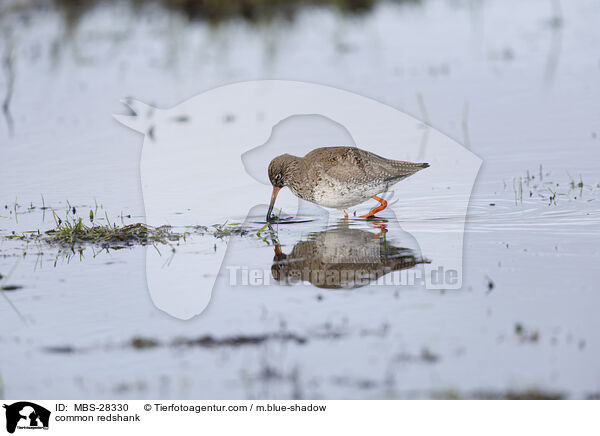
<box><xmin>311</xmin><ymin>179</ymin><xmax>388</xmax><ymax>209</ymax></box>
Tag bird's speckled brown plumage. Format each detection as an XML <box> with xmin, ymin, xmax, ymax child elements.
<box><xmin>267</xmin><ymin>146</ymin><xmax>429</xmax><ymax>219</ymax></box>
<box><xmin>271</xmin><ymin>224</ymin><xmax>427</xmax><ymax>289</ymax></box>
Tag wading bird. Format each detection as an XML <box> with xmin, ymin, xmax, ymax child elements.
<box><xmin>266</xmin><ymin>146</ymin><xmax>429</xmax><ymax>221</ymax></box>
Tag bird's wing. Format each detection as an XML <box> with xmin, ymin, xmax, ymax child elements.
<box><xmin>322</xmin><ymin>148</ymin><xmax>423</xmax><ymax>184</ymax></box>
<box><xmin>358</xmin><ymin>150</ymin><xmax>429</xmax><ymax>183</ymax></box>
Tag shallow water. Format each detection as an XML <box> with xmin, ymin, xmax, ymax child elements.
<box><xmin>1</xmin><ymin>0</ymin><xmax>600</xmax><ymax>399</ymax></box>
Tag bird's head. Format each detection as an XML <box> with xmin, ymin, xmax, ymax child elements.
<box><xmin>266</xmin><ymin>154</ymin><xmax>298</xmax><ymax>221</ymax></box>
<box><xmin>268</xmin><ymin>154</ymin><xmax>296</xmax><ymax>188</ymax></box>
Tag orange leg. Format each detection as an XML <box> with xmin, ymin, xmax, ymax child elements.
<box><xmin>274</xmin><ymin>245</ymin><xmax>282</xmax><ymax>256</ymax></box>
<box><xmin>360</xmin><ymin>196</ymin><xmax>388</xmax><ymax>218</ymax></box>
<box><xmin>370</xmin><ymin>220</ymin><xmax>388</xmax><ymax>238</ymax></box>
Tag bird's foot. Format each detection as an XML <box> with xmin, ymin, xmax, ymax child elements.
<box><xmin>360</xmin><ymin>196</ymin><xmax>388</xmax><ymax>218</ymax></box>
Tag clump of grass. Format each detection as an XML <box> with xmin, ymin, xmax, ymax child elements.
<box><xmin>3</xmin><ymin>201</ymin><xmax>276</xmax><ymax>253</ymax></box>
<box><xmin>7</xmin><ymin>209</ymin><xmax>179</xmax><ymax>248</ymax></box>
<box><xmin>45</xmin><ymin>211</ymin><xmax>178</xmax><ymax>247</ymax></box>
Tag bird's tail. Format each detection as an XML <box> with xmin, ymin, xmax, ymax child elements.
<box><xmin>390</xmin><ymin>160</ymin><xmax>430</xmax><ymax>173</ymax></box>
<box><xmin>383</xmin><ymin>160</ymin><xmax>430</xmax><ymax>183</ymax></box>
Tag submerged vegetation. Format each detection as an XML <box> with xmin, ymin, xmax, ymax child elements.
<box><xmin>2</xmin><ymin>201</ymin><xmax>274</xmax><ymax>252</ymax></box>
<box><xmin>506</xmin><ymin>167</ymin><xmax>598</xmax><ymax>206</ymax></box>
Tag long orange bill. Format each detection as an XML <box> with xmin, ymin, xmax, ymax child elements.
<box><xmin>266</xmin><ymin>186</ymin><xmax>281</xmax><ymax>222</ymax></box>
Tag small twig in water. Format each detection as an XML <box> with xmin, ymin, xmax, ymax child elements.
<box><xmin>462</xmin><ymin>101</ymin><xmax>471</xmax><ymax>149</ymax></box>
<box><xmin>2</xmin><ymin>35</ymin><xmax>15</xmax><ymax>137</ymax></box>
<box><xmin>416</xmin><ymin>92</ymin><xmax>431</xmax><ymax>161</ymax></box>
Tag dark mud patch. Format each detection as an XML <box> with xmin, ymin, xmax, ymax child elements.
<box><xmin>514</xmin><ymin>323</ymin><xmax>540</xmax><ymax>343</ymax></box>
<box><xmin>170</xmin><ymin>333</ymin><xmax>307</xmax><ymax>348</ymax></box>
<box><xmin>471</xmin><ymin>389</ymin><xmax>564</xmax><ymax>400</ymax></box>
<box><xmin>433</xmin><ymin>388</ymin><xmax>565</xmax><ymax>400</ymax></box>
<box><xmin>431</xmin><ymin>388</ymin><xmax>567</xmax><ymax>400</ymax></box>
<box><xmin>44</xmin><ymin>323</ymin><xmax>392</xmax><ymax>354</ymax></box>
<box><xmin>0</xmin><ymin>284</ymin><xmax>23</xmax><ymax>291</ymax></box>
<box><xmin>43</xmin><ymin>345</ymin><xmax>77</xmax><ymax>354</ymax></box>
<box><xmin>394</xmin><ymin>348</ymin><xmax>440</xmax><ymax>363</ymax></box>
<box><xmin>43</xmin><ymin>332</ymin><xmax>308</xmax><ymax>354</ymax></box>
<box><xmin>130</xmin><ymin>337</ymin><xmax>160</xmax><ymax>350</ymax></box>
<box><xmin>28</xmin><ymin>0</ymin><xmax>404</xmax><ymax>28</ymax></box>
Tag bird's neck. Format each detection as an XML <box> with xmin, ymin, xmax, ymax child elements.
<box><xmin>284</xmin><ymin>156</ymin><xmax>309</xmax><ymax>193</ymax></box>
<box><xmin>284</xmin><ymin>155</ymin><xmax>305</xmax><ymax>180</ymax></box>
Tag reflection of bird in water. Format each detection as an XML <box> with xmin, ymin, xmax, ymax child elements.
<box><xmin>266</xmin><ymin>146</ymin><xmax>429</xmax><ymax>221</ymax></box>
<box><xmin>271</xmin><ymin>220</ymin><xmax>427</xmax><ymax>289</ymax></box>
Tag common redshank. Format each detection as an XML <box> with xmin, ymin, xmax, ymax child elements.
<box><xmin>270</xmin><ymin>220</ymin><xmax>427</xmax><ymax>288</ymax></box>
<box><xmin>266</xmin><ymin>146</ymin><xmax>429</xmax><ymax>221</ymax></box>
